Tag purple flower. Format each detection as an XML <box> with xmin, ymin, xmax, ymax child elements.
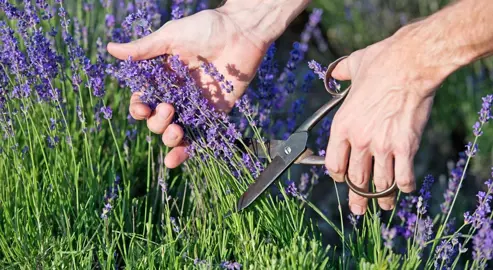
<box><xmin>0</xmin><ymin>22</ymin><xmax>30</xmax><ymax>77</ymax></box>
<box><xmin>200</xmin><ymin>62</ymin><xmax>234</xmax><ymax>93</ymax></box>
<box><xmin>101</xmin><ymin>175</ymin><xmax>122</xmax><ymax>220</ymax></box>
<box><xmin>193</xmin><ymin>258</ymin><xmax>208</xmax><ymax>265</ymax></box>
<box><xmin>465</xmin><ymin>142</ymin><xmax>478</xmax><ymax>157</ymax></box>
<box><xmin>46</xmin><ymin>135</ymin><xmax>59</xmax><ymax>148</ymax></box>
<box><xmin>171</xmin><ymin>0</ymin><xmax>184</xmax><ymax>20</ymax></box>
<box><xmin>220</xmin><ymin>261</ymin><xmax>242</xmax><ymax>270</ymax></box>
<box><xmin>381</xmin><ymin>225</ymin><xmax>397</xmax><ymax>249</ymax></box>
<box><xmin>101</xmin><ymin>203</ymin><xmax>113</xmax><ymax>220</ymax></box>
<box><xmin>473</xmin><ymin>121</ymin><xmax>482</xmax><ymax>136</ymax></box>
<box><xmin>285</xmin><ymin>180</ymin><xmax>299</xmax><ymax>197</ymax></box>
<box><xmin>158</xmin><ymin>177</ymin><xmax>167</xmax><ymax>193</ymax></box>
<box><xmin>100</xmin><ymin>106</ymin><xmax>113</xmax><ymax>120</ymax></box>
<box><xmin>441</xmin><ymin>153</ymin><xmax>466</xmax><ymax>214</ymax></box>
<box><xmin>299</xmin><ymin>8</ymin><xmax>323</xmax><ymax>52</ymax></box>
<box><xmin>415</xmin><ymin>216</ymin><xmax>434</xmax><ymax>248</ymax></box>
<box><xmin>396</xmin><ymin>195</ymin><xmax>418</xmax><ymax>238</ymax></box>
<box><xmin>0</xmin><ymin>0</ymin><xmax>21</xmax><ymax>20</ymax></box>
<box><xmin>434</xmin><ymin>237</ymin><xmax>460</xmax><ymax>269</ymax></box>
<box><xmin>464</xmin><ymin>94</ymin><xmax>492</xmax><ymax>158</ymax></box>
<box><xmin>170</xmin><ymin>216</ymin><xmax>180</xmax><ymax>233</ymax></box>
<box><xmin>111</xmin><ymin>23</ymin><xmax>257</xmax><ymax>175</ymax></box>
<box><xmin>307</xmin><ymin>60</ymin><xmax>326</xmax><ymax>80</ymax></box>
<box><xmin>195</xmin><ymin>0</ymin><xmax>209</xmax><ymax>12</ymax></box>
<box><xmin>464</xmin><ymin>178</ymin><xmax>493</xmax><ymax>229</ymax></box>
<box><xmin>312</xmin><ymin>26</ymin><xmax>328</xmax><ymax>52</ymax></box>
<box><xmin>472</xmin><ymin>220</ymin><xmax>493</xmax><ymax>262</ymax></box>
<box><xmin>49</xmin><ymin>118</ymin><xmax>56</xmax><ymax>130</ymax></box>
<box><xmin>299</xmin><ymin>172</ymin><xmax>310</xmax><ymax>192</ymax></box>
<box><xmin>478</xmin><ymin>95</ymin><xmax>493</xmax><ymax>124</ymax></box>
<box><xmin>277</xmin><ymin>42</ymin><xmax>302</xmax><ymax>94</ymax></box>
<box><xmin>348</xmin><ymin>213</ymin><xmax>360</xmax><ymax>227</ymax></box>
<box><xmin>417</xmin><ymin>174</ymin><xmax>435</xmax><ymax>215</ymax></box>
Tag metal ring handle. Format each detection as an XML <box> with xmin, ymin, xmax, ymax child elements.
<box><xmin>324</xmin><ymin>56</ymin><xmax>351</xmax><ymax>96</ymax></box>
<box><xmin>345</xmin><ymin>174</ymin><xmax>398</xmax><ymax>198</ymax></box>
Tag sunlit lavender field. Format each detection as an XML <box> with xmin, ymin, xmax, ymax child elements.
<box><xmin>0</xmin><ymin>0</ymin><xmax>492</xmax><ymax>269</ymax></box>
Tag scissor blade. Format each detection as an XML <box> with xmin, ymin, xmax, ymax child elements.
<box><xmin>236</xmin><ymin>156</ymin><xmax>291</xmax><ymax>211</ymax></box>
<box><xmin>241</xmin><ymin>138</ymin><xmax>316</xmax><ymax>164</ymax></box>
<box><xmin>236</xmin><ymin>132</ymin><xmax>309</xmax><ymax>211</ymax></box>
<box><xmin>241</xmin><ymin>138</ymin><xmax>285</xmax><ymax>159</ymax></box>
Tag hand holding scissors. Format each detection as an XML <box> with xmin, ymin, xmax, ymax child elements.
<box><xmin>237</xmin><ymin>56</ymin><xmax>399</xmax><ymax>212</ymax></box>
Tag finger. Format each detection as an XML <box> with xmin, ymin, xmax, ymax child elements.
<box><xmin>347</xmin><ymin>149</ymin><xmax>372</xmax><ymax>215</ymax></box>
<box><xmin>394</xmin><ymin>154</ymin><xmax>416</xmax><ymax>193</ymax></box>
<box><xmin>164</xmin><ymin>144</ymin><xmax>189</xmax><ymax>168</ymax></box>
<box><xmin>146</xmin><ymin>103</ymin><xmax>174</xmax><ymax>134</ymax></box>
<box><xmin>372</xmin><ymin>154</ymin><xmax>396</xmax><ymax>210</ymax></box>
<box><xmin>162</xmin><ymin>124</ymin><xmax>184</xmax><ymax>147</ymax></box>
<box><xmin>325</xmin><ymin>130</ymin><xmax>350</xmax><ymax>182</ymax></box>
<box><xmin>331</xmin><ymin>48</ymin><xmax>367</xmax><ymax>81</ymax></box>
<box><xmin>331</xmin><ymin>56</ymin><xmax>351</xmax><ymax>81</ymax></box>
<box><xmin>107</xmin><ymin>24</ymin><xmax>172</xmax><ymax>61</ymax></box>
<box><xmin>130</xmin><ymin>92</ymin><xmax>152</xmax><ymax>120</ymax></box>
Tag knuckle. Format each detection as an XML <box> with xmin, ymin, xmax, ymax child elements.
<box><xmin>397</xmin><ymin>177</ymin><xmax>415</xmax><ymax>190</ymax></box>
<box><xmin>348</xmin><ymin>171</ymin><xmax>366</xmax><ymax>186</ymax></box>
<box><xmin>351</xmin><ymin>136</ymin><xmax>369</xmax><ymax>152</ymax></box>
<box><xmin>331</xmin><ymin>117</ymin><xmax>348</xmax><ymax>136</ymax></box>
<box><xmin>393</xmin><ymin>143</ymin><xmax>412</xmax><ymax>157</ymax></box>
<box><xmin>393</xmin><ymin>134</ymin><xmax>419</xmax><ymax>157</ymax></box>
<box><xmin>373</xmin><ymin>141</ymin><xmax>391</xmax><ymax>156</ymax></box>
<box><xmin>325</xmin><ymin>160</ymin><xmax>343</xmax><ymax>175</ymax></box>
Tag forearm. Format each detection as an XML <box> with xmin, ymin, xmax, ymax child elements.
<box><xmin>217</xmin><ymin>0</ymin><xmax>311</xmax><ymax>47</ymax></box>
<box><xmin>394</xmin><ymin>0</ymin><xmax>493</xmax><ymax>90</ymax></box>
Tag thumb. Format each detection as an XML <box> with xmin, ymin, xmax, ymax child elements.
<box><xmin>331</xmin><ymin>48</ymin><xmax>367</xmax><ymax>81</ymax></box>
<box><xmin>107</xmin><ymin>23</ymin><xmax>172</xmax><ymax>61</ymax></box>
<box><xmin>331</xmin><ymin>56</ymin><xmax>351</xmax><ymax>81</ymax></box>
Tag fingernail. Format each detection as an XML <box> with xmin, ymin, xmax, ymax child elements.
<box><xmin>350</xmin><ymin>204</ymin><xmax>364</xmax><ymax>215</ymax></box>
<box><xmin>381</xmin><ymin>203</ymin><xmax>394</xmax><ymax>211</ymax></box>
<box><xmin>167</xmin><ymin>132</ymin><xmax>178</xmax><ymax>140</ymax></box>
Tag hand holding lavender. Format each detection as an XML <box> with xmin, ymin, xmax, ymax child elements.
<box><xmin>107</xmin><ymin>0</ymin><xmax>311</xmax><ymax>168</ymax></box>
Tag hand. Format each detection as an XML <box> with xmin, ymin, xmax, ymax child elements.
<box><xmin>107</xmin><ymin>0</ymin><xmax>309</xmax><ymax>168</ymax></box>
<box><xmin>327</xmin><ymin>23</ymin><xmax>457</xmax><ymax>215</ymax></box>
<box><xmin>107</xmin><ymin>9</ymin><xmax>270</xmax><ymax>168</ymax></box>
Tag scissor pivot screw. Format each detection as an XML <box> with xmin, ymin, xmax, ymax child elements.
<box><xmin>284</xmin><ymin>146</ymin><xmax>292</xmax><ymax>155</ymax></box>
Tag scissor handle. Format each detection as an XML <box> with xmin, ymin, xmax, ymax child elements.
<box><xmin>345</xmin><ymin>174</ymin><xmax>398</xmax><ymax>198</ymax></box>
<box><xmin>324</xmin><ymin>56</ymin><xmax>350</xmax><ymax>96</ymax></box>
<box><xmin>295</xmin><ymin>56</ymin><xmax>351</xmax><ymax>133</ymax></box>
<box><xmin>295</xmin><ymin>155</ymin><xmax>398</xmax><ymax>198</ymax></box>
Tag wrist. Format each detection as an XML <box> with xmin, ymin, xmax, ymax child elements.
<box><xmin>392</xmin><ymin>0</ymin><xmax>493</xmax><ymax>87</ymax></box>
<box><xmin>217</xmin><ymin>0</ymin><xmax>311</xmax><ymax>48</ymax></box>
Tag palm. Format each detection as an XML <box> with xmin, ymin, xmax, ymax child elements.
<box><xmin>109</xmin><ymin>10</ymin><xmax>266</xmax><ymax>111</ymax></box>
<box><xmin>162</xmin><ymin>10</ymin><xmax>266</xmax><ymax>111</ymax></box>
<box><xmin>107</xmin><ymin>10</ymin><xmax>267</xmax><ymax>168</ymax></box>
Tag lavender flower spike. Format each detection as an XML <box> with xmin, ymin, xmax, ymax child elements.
<box><xmin>221</xmin><ymin>261</ymin><xmax>242</xmax><ymax>270</ymax></box>
<box><xmin>464</xmin><ymin>177</ymin><xmax>493</xmax><ymax>229</ymax></box>
<box><xmin>472</xmin><ymin>220</ymin><xmax>493</xmax><ymax>262</ymax></box>
<box><xmin>381</xmin><ymin>225</ymin><xmax>397</xmax><ymax>249</ymax></box>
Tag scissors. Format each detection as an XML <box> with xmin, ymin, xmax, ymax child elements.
<box><xmin>237</xmin><ymin>56</ymin><xmax>398</xmax><ymax>212</ymax></box>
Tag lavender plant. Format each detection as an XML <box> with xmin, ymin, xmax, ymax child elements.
<box><xmin>0</xmin><ymin>0</ymin><xmax>330</xmax><ymax>268</ymax></box>
<box><xmin>0</xmin><ymin>0</ymin><xmax>492</xmax><ymax>269</ymax></box>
